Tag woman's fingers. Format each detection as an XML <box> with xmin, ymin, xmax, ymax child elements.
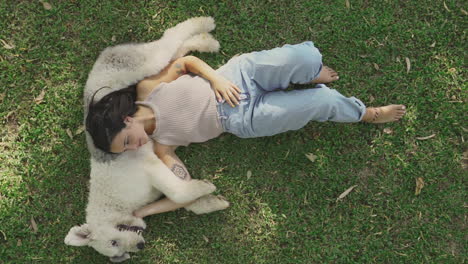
<box><xmin>215</xmin><ymin>82</ymin><xmax>241</xmax><ymax>107</ymax></box>
<box><xmin>223</xmin><ymin>91</ymin><xmax>235</xmax><ymax>107</ymax></box>
<box><xmin>232</xmin><ymin>83</ymin><xmax>242</xmax><ymax>94</ymax></box>
<box><xmin>231</xmin><ymin>86</ymin><xmax>241</xmax><ymax>100</ymax></box>
<box><xmin>228</xmin><ymin>90</ymin><xmax>239</xmax><ymax>106</ymax></box>
<box><xmin>215</xmin><ymin>91</ymin><xmax>222</xmax><ymax>103</ymax></box>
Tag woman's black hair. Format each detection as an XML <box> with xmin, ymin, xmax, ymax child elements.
<box><xmin>85</xmin><ymin>85</ymin><xmax>138</xmax><ymax>153</ymax></box>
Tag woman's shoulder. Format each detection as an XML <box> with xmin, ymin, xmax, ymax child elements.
<box><xmin>136</xmin><ymin>81</ymin><xmax>163</xmax><ymax>101</ymax></box>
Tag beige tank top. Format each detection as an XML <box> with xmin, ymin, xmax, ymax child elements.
<box><xmin>136</xmin><ymin>74</ymin><xmax>223</xmax><ymax>146</ymax></box>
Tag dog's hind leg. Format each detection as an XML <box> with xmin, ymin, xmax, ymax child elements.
<box><xmin>143</xmin><ymin>16</ymin><xmax>216</xmax><ymax>60</ymax></box>
<box><xmin>174</xmin><ymin>33</ymin><xmax>220</xmax><ymax>58</ymax></box>
<box><xmin>135</xmin><ymin>17</ymin><xmax>217</xmax><ymax>83</ymax></box>
<box><xmin>161</xmin><ymin>16</ymin><xmax>216</xmax><ymax>43</ymax></box>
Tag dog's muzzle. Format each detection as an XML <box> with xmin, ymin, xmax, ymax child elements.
<box><xmin>116</xmin><ymin>224</ymin><xmax>144</xmax><ymax>235</ymax></box>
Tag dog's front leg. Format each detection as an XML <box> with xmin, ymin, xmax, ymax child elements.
<box><xmin>144</xmin><ymin>157</ymin><xmax>216</xmax><ymax>204</ymax></box>
<box><xmin>185</xmin><ymin>195</ymin><xmax>230</xmax><ymax>215</ymax></box>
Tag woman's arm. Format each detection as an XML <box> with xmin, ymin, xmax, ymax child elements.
<box><xmin>132</xmin><ymin>142</ymin><xmax>194</xmax><ymax>218</ymax></box>
<box><xmin>133</xmin><ymin>197</ymin><xmax>194</xmax><ymax>218</ymax></box>
<box><xmin>153</xmin><ymin>142</ymin><xmax>191</xmax><ymax>180</ymax></box>
<box><xmin>137</xmin><ymin>56</ymin><xmax>241</xmax><ymax>107</ymax></box>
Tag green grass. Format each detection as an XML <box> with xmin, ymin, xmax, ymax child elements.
<box><xmin>0</xmin><ymin>0</ymin><xmax>466</xmax><ymax>263</ymax></box>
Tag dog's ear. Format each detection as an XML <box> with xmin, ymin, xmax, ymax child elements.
<box><xmin>64</xmin><ymin>224</ymin><xmax>92</xmax><ymax>246</ymax></box>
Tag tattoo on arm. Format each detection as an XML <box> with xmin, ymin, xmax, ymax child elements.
<box><xmin>175</xmin><ymin>63</ymin><xmax>185</xmax><ymax>75</ymax></box>
<box><xmin>171</xmin><ymin>164</ymin><xmax>188</xmax><ymax>180</ymax></box>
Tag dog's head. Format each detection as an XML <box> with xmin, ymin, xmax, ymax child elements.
<box><xmin>65</xmin><ymin>223</ymin><xmax>146</xmax><ymax>262</ymax></box>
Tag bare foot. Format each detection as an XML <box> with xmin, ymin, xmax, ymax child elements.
<box><xmin>362</xmin><ymin>105</ymin><xmax>406</xmax><ymax>123</ymax></box>
<box><xmin>311</xmin><ymin>66</ymin><xmax>339</xmax><ymax>84</ymax></box>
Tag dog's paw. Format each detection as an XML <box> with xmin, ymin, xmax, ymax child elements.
<box><xmin>190</xmin><ymin>33</ymin><xmax>220</xmax><ymax>52</ymax></box>
<box><xmin>200</xmin><ymin>179</ymin><xmax>217</xmax><ymax>193</ymax></box>
<box><xmin>189</xmin><ymin>179</ymin><xmax>216</xmax><ymax>196</ymax></box>
<box><xmin>174</xmin><ymin>33</ymin><xmax>220</xmax><ymax>58</ymax></box>
<box><xmin>185</xmin><ymin>195</ymin><xmax>230</xmax><ymax>215</ymax></box>
<box><xmin>191</xmin><ymin>180</ymin><xmax>216</xmax><ymax>198</ymax></box>
<box><xmin>190</xmin><ymin>16</ymin><xmax>215</xmax><ymax>33</ymax></box>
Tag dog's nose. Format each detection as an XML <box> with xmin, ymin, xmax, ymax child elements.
<box><xmin>137</xmin><ymin>242</ymin><xmax>145</xmax><ymax>250</ymax></box>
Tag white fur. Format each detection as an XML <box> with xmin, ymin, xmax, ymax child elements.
<box><xmin>66</xmin><ymin>17</ymin><xmax>229</xmax><ymax>262</ymax></box>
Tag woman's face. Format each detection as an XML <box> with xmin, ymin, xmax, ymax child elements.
<box><xmin>110</xmin><ymin>117</ymin><xmax>149</xmax><ymax>153</ymax></box>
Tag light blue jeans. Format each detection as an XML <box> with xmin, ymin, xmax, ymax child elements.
<box><xmin>215</xmin><ymin>41</ymin><xmax>366</xmax><ymax>138</ymax></box>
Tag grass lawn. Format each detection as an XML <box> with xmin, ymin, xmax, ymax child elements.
<box><xmin>0</xmin><ymin>0</ymin><xmax>466</xmax><ymax>263</ymax></box>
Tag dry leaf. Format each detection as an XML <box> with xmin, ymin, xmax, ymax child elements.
<box><xmin>429</xmin><ymin>42</ymin><xmax>436</xmax><ymax>48</ymax></box>
<box><xmin>111</xmin><ymin>36</ymin><xmax>117</xmax><ymax>42</ymax></box>
<box><xmin>30</xmin><ymin>217</ymin><xmax>38</xmax><ymax>232</ymax></box>
<box><xmin>373</xmin><ymin>63</ymin><xmax>380</xmax><ymax>70</ymax></box>
<box><xmin>246</xmin><ymin>170</ymin><xmax>252</xmax><ymax>179</ymax></box>
<box><xmin>17</xmin><ymin>239</ymin><xmax>22</xmax><ymax>246</ymax></box>
<box><xmin>415</xmin><ymin>177</ymin><xmax>424</xmax><ymax>195</ymax></box>
<box><xmin>34</xmin><ymin>90</ymin><xmax>46</xmax><ymax>104</ymax></box>
<box><xmin>336</xmin><ymin>185</ymin><xmax>357</xmax><ymax>202</ymax></box>
<box><xmin>75</xmin><ymin>125</ymin><xmax>85</xmax><ymax>135</ymax></box>
<box><xmin>0</xmin><ymin>39</ymin><xmax>14</xmax><ymax>49</ymax></box>
<box><xmin>369</xmin><ymin>95</ymin><xmax>375</xmax><ymax>103</ymax></box>
<box><xmin>66</xmin><ymin>129</ymin><xmax>73</xmax><ymax>139</ymax></box>
<box><xmin>462</xmin><ymin>127</ymin><xmax>468</xmax><ymax>133</ymax></box>
<box><xmin>42</xmin><ymin>2</ymin><xmax>52</xmax><ymax>10</ymax></box>
<box><xmin>443</xmin><ymin>1</ymin><xmax>451</xmax><ymax>12</ymax></box>
<box><xmin>461</xmin><ymin>9</ymin><xmax>468</xmax><ymax>15</ymax></box>
<box><xmin>305</xmin><ymin>153</ymin><xmax>318</xmax><ymax>162</ymax></box>
<box><xmin>405</xmin><ymin>57</ymin><xmax>411</xmax><ymax>73</ymax></box>
<box><xmin>416</xmin><ymin>134</ymin><xmax>436</xmax><ymax>140</ymax></box>
<box><xmin>345</xmin><ymin>0</ymin><xmax>350</xmax><ymax>9</ymax></box>
<box><xmin>383</xmin><ymin>128</ymin><xmax>393</xmax><ymax>134</ymax></box>
<box><xmin>215</xmin><ymin>167</ymin><xmax>226</xmax><ymax>173</ymax></box>
<box><xmin>461</xmin><ymin>150</ymin><xmax>468</xmax><ymax>170</ymax></box>
<box><xmin>202</xmin><ymin>235</ymin><xmax>209</xmax><ymax>243</ymax></box>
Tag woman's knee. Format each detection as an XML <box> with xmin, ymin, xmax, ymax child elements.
<box><xmin>283</xmin><ymin>42</ymin><xmax>322</xmax><ymax>84</ymax></box>
<box><xmin>311</xmin><ymin>88</ymin><xmax>341</xmax><ymax>107</ymax></box>
<box><xmin>288</xmin><ymin>42</ymin><xmax>322</xmax><ymax>68</ymax></box>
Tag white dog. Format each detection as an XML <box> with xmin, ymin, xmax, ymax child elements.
<box><xmin>65</xmin><ymin>17</ymin><xmax>229</xmax><ymax>263</ymax></box>
<box><xmin>65</xmin><ymin>143</ymin><xmax>229</xmax><ymax>262</ymax></box>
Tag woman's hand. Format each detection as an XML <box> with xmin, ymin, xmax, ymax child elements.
<box><xmin>211</xmin><ymin>76</ymin><xmax>242</xmax><ymax>107</ymax></box>
<box><xmin>182</xmin><ymin>56</ymin><xmax>242</xmax><ymax>107</ymax></box>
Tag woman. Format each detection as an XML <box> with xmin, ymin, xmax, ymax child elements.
<box><xmin>86</xmin><ymin>41</ymin><xmax>406</xmax><ymax>217</ymax></box>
